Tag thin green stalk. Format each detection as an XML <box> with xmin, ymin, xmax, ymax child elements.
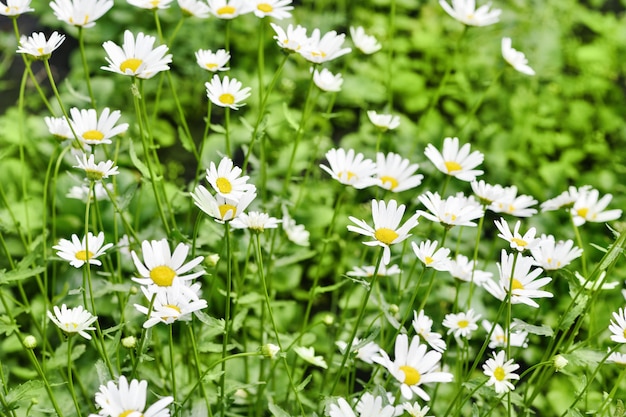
<box><xmin>224</xmin><ymin>106</ymin><xmax>231</xmax><ymax>158</ymax></box>
<box><xmin>25</xmin><ymin>347</ymin><xmax>65</xmax><ymax>417</ymax></box>
<box><xmin>66</xmin><ymin>336</ymin><xmax>83</xmax><ymax>416</ymax></box>
<box><xmin>570</xmin><ymin>213</ymin><xmax>587</xmax><ymax>277</ymax></box>
<box><xmin>169</xmin><ymin>325</ymin><xmax>178</xmax><ymax>409</ymax></box>
<box><xmin>219</xmin><ymin>222</ymin><xmax>233</xmax><ymax>417</ymax></box>
<box><xmin>466</xmin><ymin>205</ymin><xmax>486</xmax><ymax>309</ymax></box>
<box><xmin>459</xmin><ymin>69</ymin><xmax>504</xmax><ymax>134</ymax></box>
<box><xmin>386</xmin><ymin>0</ymin><xmax>396</xmax><ymax>110</ymax></box>
<box><xmin>187</xmin><ymin>323</ymin><xmax>213</xmax><ymax>416</ymax></box>
<box><xmin>78</xmin><ymin>27</ymin><xmax>96</xmax><ymax>107</ymax></box>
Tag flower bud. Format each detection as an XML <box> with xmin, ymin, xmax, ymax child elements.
<box><xmin>261</xmin><ymin>343</ymin><xmax>280</xmax><ymax>359</ymax></box>
<box><xmin>553</xmin><ymin>354</ymin><xmax>568</xmax><ymax>371</ymax></box>
<box><xmin>122</xmin><ymin>336</ymin><xmax>137</xmax><ymax>349</ymax></box>
<box><xmin>23</xmin><ymin>335</ymin><xmax>37</xmax><ymax>349</ymax></box>
<box><xmin>207</xmin><ymin>253</ymin><xmax>220</xmax><ymax>267</ymax></box>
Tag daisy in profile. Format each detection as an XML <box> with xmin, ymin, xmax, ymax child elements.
<box><xmin>0</xmin><ymin>0</ymin><xmax>33</xmax><ymax>16</ymax></box>
<box><xmin>347</xmin><ymin>264</ymin><xmax>402</xmax><ymax>278</ymax></box>
<box><xmin>349</xmin><ymin>26</ymin><xmax>382</xmax><ymax>54</ymax></box>
<box><xmin>102</xmin><ymin>30</ymin><xmax>172</xmax><ymax>79</ymax></box>
<box><xmin>375</xmin><ymin>152</ymin><xmax>423</xmax><ymax>193</ymax></box>
<box><xmin>270</xmin><ymin>23</ymin><xmax>309</xmax><ymax>53</ymax></box>
<box><xmin>447</xmin><ymin>254</ymin><xmax>492</xmax><ymax>285</ymax></box>
<box><xmin>90</xmin><ymin>376</ymin><xmax>173</xmax><ymax>417</ymax></box>
<box><xmin>608</xmin><ymin>350</ymin><xmax>626</xmax><ymax>365</ymax></box>
<box><xmin>50</xmin><ymin>0</ymin><xmax>113</xmax><ymax>27</ymax></box>
<box><xmin>191</xmin><ymin>185</ymin><xmax>256</xmax><ymax>222</ymax></box>
<box><xmin>490</xmin><ymin>185</ymin><xmax>538</xmax><ymax>217</ymax></box>
<box><xmin>439</xmin><ymin>0</ymin><xmax>501</xmax><ymax>27</ymax></box>
<box><xmin>207</xmin><ymin>0</ymin><xmax>247</xmax><ymax>18</ymax></box>
<box><xmin>74</xmin><ymin>153</ymin><xmax>119</xmax><ymax>181</ymax></box>
<box><xmin>571</xmin><ymin>187</ymin><xmax>622</xmax><ymax>226</ymax></box>
<box><xmin>45</xmin><ymin>116</ymin><xmax>72</xmax><ymax>141</ymax></box>
<box><xmin>417</xmin><ymin>191</ymin><xmax>484</xmax><ymax>228</ymax></box>
<box><xmin>411</xmin><ymin>240</ymin><xmax>451</xmax><ymax>271</ymax></box>
<box><xmin>401</xmin><ymin>402</ymin><xmax>433</xmax><ymax>417</ymax></box>
<box><xmin>248</xmin><ymin>0</ymin><xmax>293</xmax><ymax>19</ymax></box>
<box><xmin>17</xmin><ymin>31</ymin><xmax>65</xmax><ymax>59</ymax></box>
<box><xmin>471</xmin><ymin>180</ymin><xmax>506</xmax><ymax>206</ymax></box>
<box><xmin>482</xmin><ymin>351</ymin><xmax>520</xmax><ymax>394</ymax></box>
<box><xmin>68</xmin><ymin>107</ymin><xmax>128</xmax><ymax>145</ymax></box>
<box><xmin>347</xmin><ymin>199</ymin><xmax>419</xmax><ymax>265</ymax></box>
<box><xmin>205</xmin><ymin>74</ymin><xmax>252</xmax><ymax>110</ymax></box>
<box><xmin>336</xmin><ymin>337</ymin><xmax>381</xmax><ymax>364</ymax></box>
<box><xmin>319</xmin><ymin>148</ymin><xmax>378</xmax><ymax>189</ymax></box>
<box><xmin>178</xmin><ymin>0</ymin><xmax>211</xmax><ymax>17</ymax></box>
<box><xmin>483</xmin><ymin>250</ymin><xmax>552</xmax><ymax>308</ymax></box>
<box><xmin>373</xmin><ymin>334</ymin><xmax>453</xmax><ymax>400</ymax></box>
<box><xmin>530</xmin><ymin>235</ymin><xmax>582</xmax><ymax>270</ymax></box>
<box><xmin>195</xmin><ymin>49</ymin><xmax>230</xmax><ymax>72</ymax></box>
<box><xmin>53</xmin><ymin>231</ymin><xmax>113</xmax><ymax>268</ymax></box>
<box><xmin>205</xmin><ymin>156</ymin><xmax>255</xmax><ymax>199</ymax></box>
<box><xmin>131</xmin><ymin>239</ymin><xmax>205</xmax><ymax>287</ymax></box>
<box><xmin>424</xmin><ymin>137</ymin><xmax>484</xmax><ymax>182</ymax></box>
<box><xmin>494</xmin><ymin>218</ymin><xmax>539</xmax><ymax>252</ymax></box>
<box><xmin>312</xmin><ymin>67</ymin><xmax>343</xmax><ymax>92</ymax></box>
<box><xmin>482</xmin><ymin>320</ymin><xmax>528</xmax><ymax>349</ymax></box>
<box><xmin>367</xmin><ymin>111</ymin><xmax>400</xmax><ymax>131</ymax></box>
<box><xmin>541</xmin><ymin>185</ymin><xmax>591</xmax><ymax>212</ymax></box>
<box><xmin>127</xmin><ymin>0</ymin><xmax>173</xmax><ymax>9</ymax></box>
<box><xmin>300</xmin><ymin>28</ymin><xmax>351</xmax><ymax>64</ymax></box>
<box><xmin>48</xmin><ymin>304</ymin><xmax>97</xmax><ymax>340</ymax></box>
<box><xmin>282</xmin><ymin>208</ymin><xmax>310</xmax><ymax>246</ymax></box>
<box><xmin>609</xmin><ymin>308</ymin><xmax>626</xmax><ymax>344</ymax></box>
<box><xmin>134</xmin><ymin>283</ymin><xmax>208</xmax><ymax>328</ymax></box>
<box><xmin>294</xmin><ymin>346</ymin><xmax>327</xmax><ymax>369</ymax></box>
<box><xmin>66</xmin><ymin>182</ymin><xmax>112</xmax><ymax>202</ymax></box>
<box><xmin>502</xmin><ymin>37</ymin><xmax>535</xmax><ymax>76</ymax></box>
<box><xmin>328</xmin><ymin>394</ymin><xmax>395</xmax><ymax>417</ymax></box>
<box><xmin>412</xmin><ymin>310</ymin><xmax>447</xmax><ymax>352</ymax></box>
<box><xmin>443</xmin><ymin>309</ymin><xmax>481</xmax><ymax>339</ymax></box>
<box><xmin>230</xmin><ymin>211</ymin><xmax>280</xmax><ymax>233</ymax></box>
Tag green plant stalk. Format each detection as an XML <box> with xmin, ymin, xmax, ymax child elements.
<box><xmin>131</xmin><ymin>293</ymin><xmax>157</xmax><ymax>378</ymax></box>
<box><xmin>17</xmin><ymin>58</ymin><xmax>31</xmax><ymax>246</ymax></box>
<box><xmin>166</xmin><ymin>69</ymin><xmax>199</xmax><ymax>160</ymax></box>
<box><xmin>66</xmin><ymin>336</ymin><xmax>83</xmax><ymax>416</ymax></box>
<box><xmin>219</xmin><ymin>222</ymin><xmax>233</xmax><ymax>417</ymax></box>
<box><xmin>459</xmin><ymin>69</ymin><xmax>504</xmax><ymax>134</ymax></box>
<box><xmin>25</xmin><ymin>347</ymin><xmax>65</xmax><ymax>417</ymax></box>
<box><xmin>187</xmin><ymin>323</ymin><xmax>213</xmax><ymax>416</ymax></box>
<box><xmin>224</xmin><ymin>106</ymin><xmax>232</xmax><ymax>158</ymax></box>
<box><xmin>386</xmin><ymin>0</ymin><xmax>396</xmax><ymax>110</ymax></box>
<box><xmin>570</xmin><ymin>213</ymin><xmax>587</xmax><ymax>277</ymax></box>
<box><xmin>466</xmin><ymin>204</ymin><xmax>486</xmax><ymax>309</ymax></box>
<box><xmin>169</xmin><ymin>325</ymin><xmax>178</xmax><ymax>410</ymax></box>
<box><xmin>596</xmin><ymin>365</ymin><xmax>626</xmax><ymax>415</ymax></box>
<box><xmin>78</xmin><ymin>27</ymin><xmax>96</xmax><ymax>107</ymax></box>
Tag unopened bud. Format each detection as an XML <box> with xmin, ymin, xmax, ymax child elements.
<box><xmin>321</xmin><ymin>313</ymin><xmax>335</xmax><ymax>326</ymax></box>
<box><xmin>122</xmin><ymin>336</ymin><xmax>137</xmax><ymax>349</ymax></box>
<box><xmin>554</xmin><ymin>354</ymin><xmax>568</xmax><ymax>371</ymax></box>
<box><xmin>207</xmin><ymin>253</ymin><xmax>220</xmax><ymax>267</ymax></box>
<box><xmin>23</xmin><ymin>335</ymin><xmax>37</xmax><ymax>349</ymax></box>
<box><xmin>389</xmin><ymin>304</ymin><xmax>400</xmax><ymax>315</ymax></box>
<box><xmin>261</xmin><ymin>343</ymin><xmax>280</xmax><ymax>359</ymax></box>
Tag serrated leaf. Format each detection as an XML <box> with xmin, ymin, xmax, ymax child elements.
<box><xmin>282</xmin><ymin>102</ymin><xmax>299</xmax><ymax>131</ymax></box>
<box><xmin>129</xmin><ymin>141</ymin><xmax>151</xmax><ymax>179</ymax></box>
<box><xmin>198</xmin><ymin>342</ymin><xmax>236</xmax><ymax>353</ymax></box>
<box><xmin>268</xmin><ymin>402</ymin><xmax>291</xmax><ymax>417</ymax></box>
<box><xmin>5</xmin><ymin>379</ymin><xmax>44</xmax><ymax>406</ymax></box>
<box><xmin>559</xmin><ymin>294</ymin><xmax>589</xmax><ymax>330</ymax></box>
<box><xmin>313</xmin><ymin>280</ymin><xmax>348</xmax><ymax>295</ymax></box>
<box><xmin>178</xmin><ymin>126</ymin><xmax>195</xmax><ymax>153</ymax></box>
<box><xmin>231</xmin><ymin>308</ymin><xmax>248</xmax><ymax>333</ymax></box>
<box><xmin>0</xmin><ymin>316</ymin><xmax>19</xmax><ymax>336</ymax></box>
<box><xmin>237</xmin><ymin>292</ymin><xmax>263</xmax><ymax>305</ymax></box>
<box><xmin>512</xmin><ymin>319</ymin><xmax>554</xmax><ymax>337</ymax></box>
<box><xmin>567</xmin><ymin>348</ymin><xmax>606</xmax><ymax>367</ymax></box>
<box><xmin>210</xmin><ymin>124</ymin><xmax>226</xmax><ymax>134</ymax></box>
<box><xmin>295</xmin><ymin>374</ymin><xmax>312</xmax><ymax>392</ymax></box>
<box><xmin>48</xmin><ymin>343</ymin><xmax>86</xmax><ymax>369</ymax></box>
<box><xmin>0</xmin><ymin>266</ymin><xmax>45</xmax><ymax>285</ymax></box>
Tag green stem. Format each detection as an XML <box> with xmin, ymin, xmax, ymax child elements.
<box><xmin>169</xmin><ymin>325</ymin><xmax>177</xmax><ymax>409</ymax></box>
<box><xmin>66</xmin><ymin>336</ymin><xmax>83</xmax><ymax>416</ymax></box>
<box><xmin>219</xmin><ymin>222</ymin><xmax>233</xmax><ymax>417</ymax></box>
<box><xmin>78</xmin><ymin>27</ymin><xmax>96</xmax><ymax>107</ymax></box>
<box><xmin>25</xmin><ymin>348</ymin><xmax>65</xmax><ymax>417</ymax></box>
<box><xmin>187</xmin><ymin>323</ymin><xmax>213</xmax><ymax>416</ymax></box>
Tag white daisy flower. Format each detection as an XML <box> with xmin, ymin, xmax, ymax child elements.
<box><xmin>328</xmin><ymin>394</ymin><xmax>395</xmax><ymax>417</ymax></box>
<box><xmin>207</xmin><ymin>0</ymin><xmax>247</xmax><ymax>18</ymax></box>
<box><xmin>373</xmin><ymin>334</ymin><xmax>453</xmax><ymax>400</ymax></box>
<box><xmin>300</xmin><ymin>28</ymin><xmax>351</xmax><ymax>64</ymax></box>
<box><xmin>0</xmin><ymin>0</ymin><xmax>33</xmax><ymax>16</ymax></box>
<box><xmin>178</xmin><ymin>0</ymin><xmax>211</xmax><ymax>17</ymax></box>
<box><xmin>471</xmin><ymin>180</ymin><xmax>506</xmax><ymax>206</ymax></box>
<box><xmin>68</xmin><ymin>107</ymin><xmax>128</xmax><ymax>145</ymax></box>
<box><xmin>501</xmin><ymin>37</ymin><xmax>534</xmax><ymax>76</ymax></box>
<box><xmin>195</xmin><ymin>48</ymin><xmax>230</xmax><ymax>72</ymax></box>
<box><xmin>483</xmin><ymin>250</ymin><xmax>553</xmax><ymax>308</ymax></box>
<box><xmin>336</xmin><ymin>337</ymin><xmax>381</xmax><ymax>364</ymax></box>
<box><xmin>191</xmin><ymin>185</ymin><xmax>256</xmax><ymax>222</ymax></box>
<box><xmin>375</xmin><ymin>152</ymin><xmax>424</xmax><ymax>193</ymax></box>
<box><xmin>89</xmin><ymin>376</ymin><xmax>173</xmax><ymax>417</ymax></box>
<box><xmin>608</xmin><ymin>350</ymin><xmax>626</xmax><ymax>365</ymax></box>
<box><xmin>439</xmin><ymin>0</ymin><xmax>501</xmax><ymax>27</ymax></box>
<box><xmin>66</xmin><ymin>182</ymin><xmax>111</xmax><ymax>202</ymax></box>
<box><xmin>367</xmin><ymin>110</ymin><xmax>400</xmax><ymax>131</ymax></box>
<box><xmin>50</xmin><ymin>0</ymin><xmax>112</xmax><ymax>27</ymax></box>
<box><xmin>319</xmin><ymin>148</ymin><xmax>378</xmax><ymax>189</ymax></box>
<box><xmin>490</xmin><ymin>185</ymin><xmax>538</xmax><ymax>217</ymax></box>
<box><xmin>417</xmin><ymin>191</ymin><xmax>484</xmax><ymax>228</ymax></box>
<box><xmin>609</xmin><ymin>308</ymin><xmax>626</xmax><ymax>344</ymax></box>
<box><xmin>571</xmin><ymin>187</ymin><xmax>622</xmax><ymax>226</ymax></box>
<box><xmin>346</xmin><ymin>264</ymin><xmax>402</xmax><ymax>278</ymax></box>
<box><xmin>575</xmin><ymin>271</ymin><xmax>618</xmax><ymax>291</ymax></box>
<box><xmin>312</xmin><ymin>67</ymin><xmax>343</xmax><ymax>92</ymax></box>
<box><xmin>134</xmin><ymin>283</ymin><xmax>208</xmax><ymax>328</ymax></box>
<box><xmin>127</xmin><ymin>0</ymin><xmax>173</xmax><ymax>9</ymax></box>
<box><xmin>53</xmin><ymin>231</ymin><xmax>113</xmax><ymax>268</ymax></box>
<box><xmin>494</xmin><ymin>217</ymin><xmax>539</xmax><ymax>252</ymax></box>
<box><xmin>541</xmin><ymin>185</ymin><xmax>591</xmax><ymax>212</ymax></box>
<box><xmin>349</xmin><ymin>26</ymin><xmax>382</xmax><ymax>54</ymax></box>
<box><xmin>347</xmin><ymin>199</ymin><xmax>419</xmax><ymax>265</ymax></box>
<box><xmin>205</xmin><ymin>74</ymin><xmax>252</xmax><ymax>110</ymax></box>
<box><xmin>482</xmin><ymin>320</ymin><xmax>528</xmax><ymax>349</ymax></box>
<box><xmin>17</xmin><ymin>31</ymin><xmax>65</xmax><ymax>59</ymax></box>
<box><xmin>248</xmin><ymin>0</ymin><xmax>292</xmax><ymax>19</ymax></box>
<box><xmin>131</xmin><ymin>239</ymin><xmax>205</xmax><ymax>287</ymax></box>
<box><xmin>270</xmin><ymin>23</ymin><xmax>309</xmax><ymax>53</ymax></box>
<box><xmin>205</xmin><ymin>156</ymin><xmax>256</xmax><ymax>199</ymax></box>
<box><xmin>424</xmin><ymin>137</ymin><xmax>484</xmax><ymax>182</ymax></box>
<box><xmin>530</xmin><ymin>234</ymin><xmax>582</xmax><ymax>270</ymax></box>
<box><xmin>443</xmin><ymin>309</ymin><xmax>480</xmax><ymax>339</ymax></box>
<box><xmin>74</xmin><ymin>153</ymin><xmax>119</xmax><ymax>181</ymax></box>
<box><xmin>282</xmin><ymin>208</ymin><xmax>310</xmax><ymax>246</ymax></box>
<box><xmin>101</xmin><ymin>30</ymin><xmax>172</xmax><ymax>79</ymax></box>
<box><xmin>411</xmin><ymin>240</ymin><xmax>451</xmax><ymax>271</ymax></box>
<box><xmin>401</xmin><ymin>402</ymin><xmax>433</xmax><ymax>417</ymax></box>
<box><xmin>447</xmin><ymin>254</ymin><xmax>492</xmax><ymax>285</ymax></box>
<box><xmin>294</xmin><ymin>346</ymin><xmax>327</xmax><ymax>369</ymax></box>
<box><xmin>328</xmin><ymin>397</ymin><xmax>356</xmax><ymax>417</ymax></box>
<box><xmin>230</xmin><ymin>211</ymin><xmax>280</xmax><ymax>232</ymax></box>
<box><xmin>412</xmin><ymin>310</ymin><xmax>447</xmax><ymax>353</ymax></box>
<box><xmin>482</xmin><ymin>351</ymin><xmax>520</xmax><ymax>394</ymax></box>
<box><xmin>47</xmin><ymin>304</ymin><xmax>97</xmax><ymax>340</ymax></box>
<box><xmin>45</xmin><ymin>115</ymin><xmax>72</xmax><ymax>141</ymax></box>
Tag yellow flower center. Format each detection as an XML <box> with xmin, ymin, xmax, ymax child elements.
<box><xmin>150</xmin><ymin>0</ymin><xmax>160</xmax><ymax>6</ymax></box>
<box><xmin>380</xmin><ymin>175</ymin><xmax>399</xmax><ymax>190</ymax></box>
<box><xmin>399</xmin><ymin>365</ymin><xmax>421</xmax><ymax>385</ymax></box>
<box><xmin>75</xmin><ymin>250</ymin><xmax>94</xmax><ymax>261</ymax></box>
<box><xmin>219</xmin><ymin>203</ymin><xmax>237</xmax><ymax>219</ymax></box>
<box><xmin>310</xmin><ymin>50</ymin><xmax>327</xmax><ymax>58</ymax></box>
<box><xmin>120</xmin><ymin>58</ymin><xmax>143</xmax><ymax>73</ymax></box>
<box><xmin>69</xmin><ymin>15</ymin><xmax>90</xmax><ymax>25</ymax></box>
<box><xmin>82</xmin><ymin>130</ymin><xmax>105</xmax><ymax>141</ymax></box>
<box><xmin>85</xmin><ymin>169</ymin><xmax>104</xmax><ymax>181</ymax></box>
<box><xmin>119</xmin><ymin>411</ymin><xmax>143</xmax><ymax>417</ymax></box>
<box><xmin>257</xmin><ymin>3</ymin><xmax>273</xmax><ymax>12</ymax></box>
<box><xmin>164</xmin><ymin>304</ymin><xmax>181</xmax><ymax>314</ymax></box>
<box><xmin>217</xmin><ymin>5</ymin><xmax>235</xmax><ymax>15</ymax></box>
<box><xmin>150</xmin><ymin>265</ymin><xmax>176</xmax><ymax>286</ymax></box>
<box><xmin>216</xmin><ymin>177</ymin><xmax>233</xmax><ymax>193</ymax></box>
<box><xmin>338</xmin><ymin>171</ymin><xmax>356</xmax><ymax>181</ymax></box>
<box><xmin>511</xmin><ymin>238</ymin><xmax>527</xmax><ymax>247</ymax></box>
<box><xmin>458</xmin><ymin>319</ymin><xmax>469</xmax><ymax>328</ymax></box>
<box><xmin>623</xmin><ymin>329</ymin><xmax>626</xmax><ymax>339</ymax></box>
<box><xmin>493</xmin><ymin>366</ymin><xmax>506</xmax><ymax>381</ymax></box>
<box><xmin>577</xmin><ymin>207</ymin><xmax>589</xmax><ymax>218</ymax></box>
<box><xmin>219</xmin><ymin>93</ymin><xmax>235</xmax><ymax>105</ymax></box>
<box><xmin>206</xmin><ymin>63</ymin><xmax>218</xmax><ymax>70</ymax></box>
<box><xmin>511</xmin><ymin>278</ymin><xmax>524</xmax><ymax>291</ymax></box>
<box><xmin>37</xmin><ymin>47</ymin><xmax>44</xmax><ymax>55</ymax></box>
<box><xmin>374</xmin><ymin>228</ymin><xmax>399</xmax><ymax>245</ymax></box>
<box><xmin>424</xmin><ymin>256</ymin><xmax>434</xmax><ymax>265</ymax></box>
<box><xmin>64</xmin><ymin>322</ymin><xmax>79</xmax><ymax>330</ymax></box>
<box><xmin>444</xmin><ymin>161</ymin><xmax>462</xmax><ymax>172</ymax></box>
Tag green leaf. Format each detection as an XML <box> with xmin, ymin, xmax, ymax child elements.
<box><xmin>0</xmin><ymin>316</ymin><xmax>19</xmax><ymax>336</ymax></box>
<box><xmin>559</xmin><ymin>294</ymin><xmax>589</xmax><ymax>331</ymax></box>
<box><xmin>512</xmin><ymin>319</ymin><xmax>554</xmax><ymax>337</ymax></box>
<box><xmin>177</xmin><ymin>126</ymin><xmax>195</xmax><ymax>153</ymax></box>
<box><xmin>4</xmin><ymin>380</ymin><xmax>44</xmax><ymax>411</ymax></box>
<box><xmin>295</xmin><ymin>374</ymin><xmax>312</xmax><ymax>392</ymax></box>
<box><xmin>0</xmin><ymin>266</ymin><xmax>46</xmax><ymax>285</ymax></box>
<box><xmin>274</xmin><ymin>250</ymin><xmax>316</xmax><ymax>268</ymax></box>
<box><xmin>313</xmin><ymin>280</ymin><xmax>348</xmax><ymax>295</ymax></box>
<box><xmin>129</xmin><ymin>141</ymin><xmax>151</xmax><ymax>179</ymax></box>
<box><xmin>268</xmin><ymin>402</ymin><xmax>291</xmax><ymax>417</ymax></box>
<box><xmin>48</xmin><ymin>343</ymin><xmax>86</xmax><ymax>369</ymax></box>
<box><xmin>282</xmin><ymin>102</ymin><xmax>299</xmax><ymax>131</ymax></box>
